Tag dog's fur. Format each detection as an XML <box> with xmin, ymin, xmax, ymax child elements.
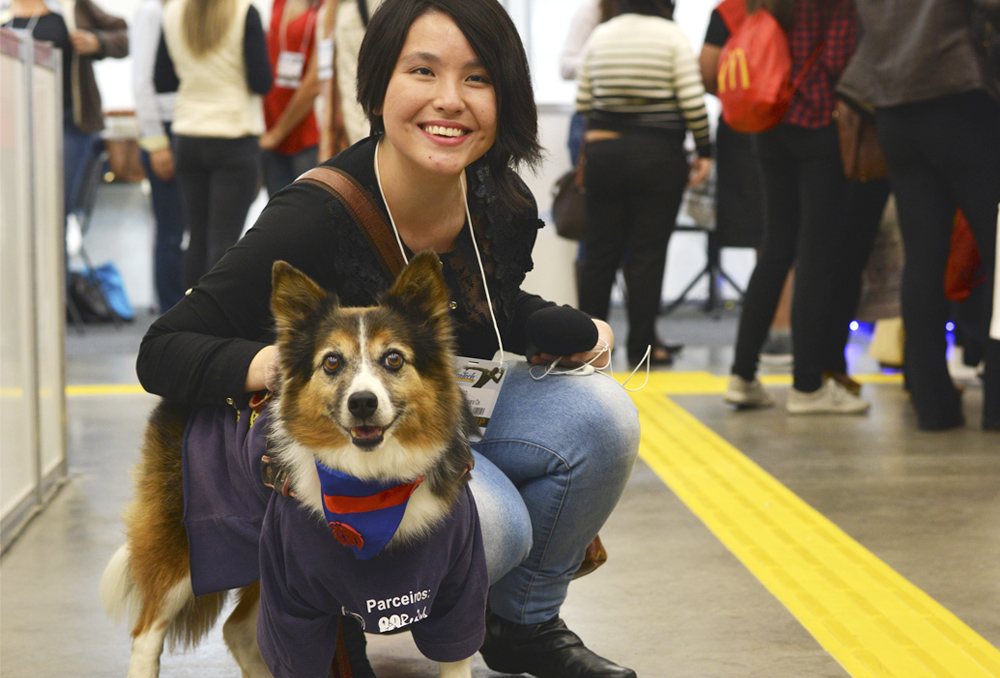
<box><xmin>100</xmin><ymin>252</ymin><xmax>479</xmax><ymax>678</ymax></box>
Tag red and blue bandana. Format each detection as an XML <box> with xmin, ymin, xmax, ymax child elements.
<box><xmin>315</xmin><ymin>461</ymin><xmax>424</xmax><ymax>560</ymax></box>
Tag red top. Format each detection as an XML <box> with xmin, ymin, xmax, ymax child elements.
<box><xmin>264</xmin><ymin>0</ymin><xmax>320</xmax><ymax>155</ymax></box>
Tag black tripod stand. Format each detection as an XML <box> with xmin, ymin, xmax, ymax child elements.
<box><xmin>661</xmin><ymin>225</ymin><xmax>745</xmax><ymax>316</ymax></box>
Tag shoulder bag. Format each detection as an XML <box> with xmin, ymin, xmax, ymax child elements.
<box><xmin>550</xmin><ymin>150</ymin><xmax>588</xmax><ymax>241</ymax></box>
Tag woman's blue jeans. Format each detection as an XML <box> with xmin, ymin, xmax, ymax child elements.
<box><xmin>467</xmin><ymin>361</ymin><xmax>640</xmax><ymax>625</ymax></box>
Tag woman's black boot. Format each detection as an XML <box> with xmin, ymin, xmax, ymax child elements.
<box><xmin>479</xmin><ymin>610</ymin><xmax>637</xmax><ymax>678</ymax></box>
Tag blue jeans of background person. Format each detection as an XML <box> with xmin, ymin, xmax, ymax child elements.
<box><xmin>876</xmin><ymin>91</ymin><xmax>1000</xmax><ymax>429</ymax></box>
<box><xmin>577</xmin><ymin>129</ymin><xmax>689</xmax><ymax>363</ymax></box>
<box><xmin>469</xmin><ymin>361</ymin><xmax>640</xmax><ymax>625</ymax></box>
<box><xmin>139</xmin><ymin>126</ymin><xmax>186</xmax><ymax>311</ymax></box>
<box><xmin>262</xmin><ymin>145</ymin><xmax>319</xmax><ymax>198</ymax></box>
<box><xmin>731</xmin><ymin>123</ymin><xmax>847</xmax><ymax>393</ymax></box>
<box><xmin>63</xmin><ymin>121</ymin><xmax>100</xmax><ymax>220</ymax></box>
<box><xmin>173</xmin><ymin>135</ymin><xmax>261</xmax><ymax>289</ymax></box>
<box><xmin>567</xmin><ymin>111</ymin><xmax>587</xmax><ymax>167</ymax></box>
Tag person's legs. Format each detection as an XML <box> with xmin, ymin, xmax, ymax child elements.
<box><xmin>173</xmin><ymin>135</ymin><xmax>211</xmax><ymax>289</ymax></box>
<box><xmin>577</xmin><ymin>137</ymin><xmax>631</xmax><ymax>322</ymax></box>
<box><xmin>731</xmin><ymin>127</ymin><xmax>800</xmax><ymax>382</ymax></box>
<box><xmin>620</xmin><ymin>134</ymin><xmax>687</xmax><ymax>362</ymax></box>
<box><xmin>475</xmin><ymin>363</ymin><xmax>639</xmax><ymax>623</ymax></box>
<box><xmin>63</xmin><ymin>122</ymin><xmax>99</xmax><ymax>220</ymax></box>
<box><xmin>931</xmin><ymin>92</ymin><xmax>1000</xmax><ymax>428</ymax></box>
<box><xmin>820</xmin><ymin>178</ymin><xmax>891</xmax><ymax>374</ymax></box>
<box><xmin>289</xmin><ymin>145</ymin><xmax>319</xmax><ymax>181</ymax></box>
<box><xmin>788</xmin><ymin>125</ymin><xmax>849</xmax><ymax>393</ymax></box>
<box><xmin>475</xmin><ymin>362</ymin><xmax>639</xmax><ymax>678</ymax></box>
<box><xmin>139</xmin><ymin>133</ymin><xmax>186</xmax><ymax>310</ymax></box>
<box><xmin>466</xmin><ymin>450</ymin><xmax>533</xmax><ymax>584</ymax></box>
<box><xmin>204</xmin><ymin>137</ymin><xmax>262</xmax><ymax>273</ymax></box>
<box><xmin>877</xmin><ymin>106</ymin><xmax>962</xmax><ymax>429</ymax></box>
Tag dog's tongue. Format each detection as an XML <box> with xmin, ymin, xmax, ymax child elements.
<box><xmin>352</xmin><ymin>426</ymin><xmax>382</xmax><ymax>439</ymax></box>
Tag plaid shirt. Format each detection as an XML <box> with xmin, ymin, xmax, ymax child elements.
<box><xmin>786</xmin><ymin>0</ymin><xmax>857</xmax><ymax>129</ymax></box>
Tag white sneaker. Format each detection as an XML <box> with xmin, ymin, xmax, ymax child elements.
<box><xmin>724</xmin><ymin>375</ymin><xmax>775</xmax><ymax>408</ymax></box>
<box><xmin>787</xmin><ymin>378</ymin><xmax>870</xmax><ymax>415</ymax></box>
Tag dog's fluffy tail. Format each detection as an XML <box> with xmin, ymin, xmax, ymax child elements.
<box><xmin>99</xmin><ymin>543</ymin><xmax>137</xmax><ymax>627</ymax></box>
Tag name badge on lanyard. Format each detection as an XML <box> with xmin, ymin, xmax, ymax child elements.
<box><xmin>455</xmin><ymin>357</ymin><xmax>507</xmax><ymax>436</ymax></box>
<box><xmin>276</xmin><ymin>51</ymin><xmax>306</xmax><ymax>88</ymax></box>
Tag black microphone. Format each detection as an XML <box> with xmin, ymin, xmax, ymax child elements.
<box><xmin>525</xmin><ymin>305</ymin><xmax>599</xmax><ymax>357</ymax></box>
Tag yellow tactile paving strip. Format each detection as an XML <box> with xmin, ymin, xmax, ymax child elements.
<box><xmin>630</xmin><ymin>372</ymin><xmax>1000</xmax><ymax>678</ymax></box>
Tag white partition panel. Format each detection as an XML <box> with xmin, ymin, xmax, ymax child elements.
<box><xmin>0</xmin><ymin>30</ymin><xmax>39</xmax><ymax>536</ymax></box>
<box><xmin>31</xmin><ymin>40</ymin><xmax>68</xmax><ymax>490</ymax></box>
<box><xmin>0</xmin><ymin>28</ymin><xmax>67</xmax><ymax>552</ymax></box>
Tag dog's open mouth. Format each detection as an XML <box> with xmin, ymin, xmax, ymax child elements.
<box><xmin>350</xmin><ymin>426</ymin><xmax>385</xmax><ymax>448</ymax></box>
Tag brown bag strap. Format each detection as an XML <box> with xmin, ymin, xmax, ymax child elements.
<box><xmin>296</xmin><ymin>165</ymin><xmax>407</xmax><ymax>278</ymax></box>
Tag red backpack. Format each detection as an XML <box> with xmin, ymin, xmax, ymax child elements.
<box><xmin>717</xmin><ymin>9</ymin><xmax>822</xmax><ymax>133</ymax></box>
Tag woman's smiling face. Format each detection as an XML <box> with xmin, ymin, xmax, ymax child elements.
<box><xmin>378</xmin><ymin>10</ymin><xmax>498</xmax><ymax>179</ymax></box>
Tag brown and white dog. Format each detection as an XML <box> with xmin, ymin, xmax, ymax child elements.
<box><xmin>100</xmin><ymin>252</ymin><xmax>484</xmax><ymax>678</ymax></box>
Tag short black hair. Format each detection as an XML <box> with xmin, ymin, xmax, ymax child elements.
<box><xmin>357</xmin><ymin>0</ymin><xmax>541</xmax><ymax>211</ymax></box>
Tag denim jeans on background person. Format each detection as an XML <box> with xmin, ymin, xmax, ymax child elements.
<box><xmin>262</xmin><ymin>145</ymin><xmax>319</xmax><ymax>198</ymax></box>
<box><xmin>63</xmin><ymin>121</ymin><xmax>100</xmax><ymax>220</ymax></box>
<box><xmin>173</xmin><ymin>135</ymin><xmax>262</xmax><ymax>289</ymax></box>
<box><xmin>139</xmin><ymin>128</ymin><xmax>186</xmax><ymax>311</ymax></box>
<box><xmin>731</xmin><ymin>123</ymin><xmax>847</xmax><ymax>393</ymax></box>
<box><xmin>469</xmin><ymin>361</ymin><xmax>640</xmax><ymax>625</ymax></box>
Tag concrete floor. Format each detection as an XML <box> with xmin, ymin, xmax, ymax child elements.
<box><xmin>2</xmin><ymin>183</ymin><xmax>998</xmax><ymax>677</ymax></box>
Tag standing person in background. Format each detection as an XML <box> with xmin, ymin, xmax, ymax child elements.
<box><xmin>317</xmin><ymin>0</ymin><xmax>384</xmax><ymax>159</ymax></box>
<box><xmin>723</xmin><ymin>0</ymin><xmax>870</xmax><ymax>414</ymax></box>
<box><xmin>575</xmin><ymin>0</ymin><xmax>712</xmax><ymax>368</ymax></box>
<box><xmin>260</xmin><ymin>0</ymin><xmax>325</xmax><ymax>196</ymax></box>
<box><xmin>155</xmin><ymin>0</ymin><xmax>272</xmax><ymax>289</ymax></box>
<box><xmin>2</xmin><ymin>0</ymin><xmax>128</xmax><ymax>227</ymax></box>
<box><xmin>131</xmin><ymin>0</ymin><xmax>185</xmax><ymax>311</ymax></box>
<box><xmin>848</xmin><ymin>0</ymin><xmax>1000</xmax><ymax>430</ymax></box>
<box><xmin>700</xmin><ymin>0</ymin><xmax>792</xmax><ymax>372</ymax></box>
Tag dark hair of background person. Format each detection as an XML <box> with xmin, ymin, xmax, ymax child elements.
<box><xmin>599</xmin><ymin>0</ymin><xmax>618</xmax><ymax>22</ymax></box>
<box><xmin>357</xmin><ymin>0</ymin><xmax>542</xmax><ymax>211</ymax></box>
<box><xmin>616</xmin><ymin>0</ymin><xmax>674</xmax><ymax>19</ymax></box>
<box><xmin>745</xmin><ymin>0</ymin><xmax>793</xmax><ymax>31</ymax></box>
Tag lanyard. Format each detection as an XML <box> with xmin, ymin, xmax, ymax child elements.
<box><xmin>279</xmin><ymin>0</ymin><xmax>317</xmax><ymax>58</ymax></box>
<box><xmin>373</xmin><ymin>138</ymin><xmax>506</xmax><ymax>364</ymax></box>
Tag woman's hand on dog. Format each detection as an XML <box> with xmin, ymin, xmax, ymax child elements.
<box><xmin>246</xmin><ymin>345</ymin><xmax>281</xmax><ymax>393</ymax></box>
<box><xmin>529</xmin><ymin>319</ymin><xmax>613</xmax><ymax>369</ymax></box>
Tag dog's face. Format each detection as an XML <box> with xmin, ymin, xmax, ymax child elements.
<box><xmin>270</xmin><ymin>252</ymin><xmax>466</xmax><ymax>479</ymax></box>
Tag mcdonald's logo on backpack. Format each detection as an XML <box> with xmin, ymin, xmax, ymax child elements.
<box><xmin>717</xmin><ymin>48</ymin><xmax>750</xmax><ymax>93</ymax></box>
<box><xmin>716</xmin><ymin>9</ymin><xmax>796</xmax><ymax>133</ymax></box>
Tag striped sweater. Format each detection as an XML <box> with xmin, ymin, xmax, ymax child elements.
<box><xmin>576</xmin><ymin>13</ymin><xmax>711</xmax><ymax>157</ymax></box>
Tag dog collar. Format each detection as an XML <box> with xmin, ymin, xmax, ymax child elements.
<box><xmin>315</xmin><ymin>461</ymin><xmax>423</xmax><ymax>560</ymax></box>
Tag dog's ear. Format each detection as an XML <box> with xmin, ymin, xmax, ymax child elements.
<box><xmin>271</xmin><ymin>261</ymin><xmax>330</xmax><ymax>336</ymax></box>
<box><xmin>386</xmin><ymin>251</ymin><xmax>450</xmax><ymax>324</ymax></box>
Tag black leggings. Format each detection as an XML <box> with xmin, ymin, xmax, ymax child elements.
<box><xmin>174</xmin><ymin>135</ymin><xmax>261</xmax><ymax>289</ymax></box>
<box><xmin>732</xmin><ymin>123</ymin><xmax>880</xmax><ymax>392</ymax></box>
<box><xmin>876</xmin><ymin>91</ymin><xmax>1000</xmax><ymax>429</ymax></box>
<box><xmin>576</xmin><ymin>130</ymin><xmax>689</xmax><ymax>362</ymax></box>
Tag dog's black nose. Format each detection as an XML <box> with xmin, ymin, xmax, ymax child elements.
<box><xmin>348</xmin><ymin>391</ymin><xmax>379</xmax><ymax>420</ymax></box>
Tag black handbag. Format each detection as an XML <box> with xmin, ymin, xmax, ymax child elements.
<box><xmin>550</xmin><ymin>158</ymin><xmax>587</xmax><ymax>241</ymax></box>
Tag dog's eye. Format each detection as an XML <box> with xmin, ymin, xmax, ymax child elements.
<box><xmin>383</xmin><ymin>351</ymin><xmax>404</xmax><ymax>371</ymax></box>
<box><xmin>322</xmin><ymin>354</ymin><xmax>341</xmax><ymax>374</ymax></box>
